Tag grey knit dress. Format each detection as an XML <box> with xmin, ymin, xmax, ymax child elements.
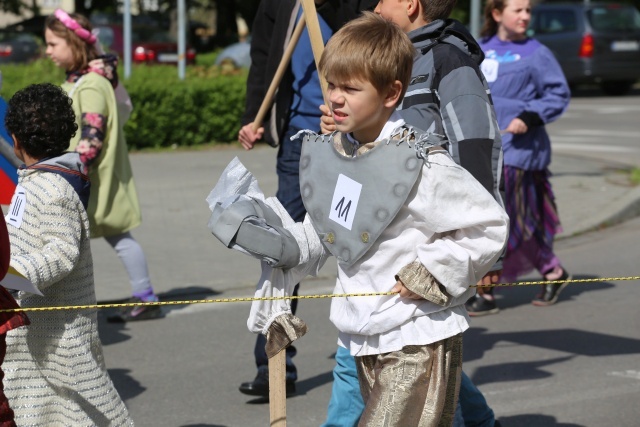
<box><xmin>3</xmin><ymin>165</ymin><xmax>134</xmax><ymax>426</ymax></box>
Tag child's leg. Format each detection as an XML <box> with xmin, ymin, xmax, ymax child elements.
<box><xmin>104</xmin><ymin>231</ymin><xmax>157</xmax><ymax>300</ymax></box>
<box><xmin>356</xmin><ymin>334</ymin><xmax>462</xmax><ymax>427</ymax></box>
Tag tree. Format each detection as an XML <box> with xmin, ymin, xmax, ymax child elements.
<box><xmin>0</xmin><ymin>0</ymin><xmax>31</xmax><ymax>15</ymax></box>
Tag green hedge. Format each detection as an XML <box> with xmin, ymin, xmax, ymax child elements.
<box><xmin>1</xmin><ymin>59</ymin><xmax>248</xmax><ymax>148</ymax></box>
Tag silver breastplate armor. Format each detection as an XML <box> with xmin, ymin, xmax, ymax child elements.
<box><xmin>299</xmin><ymin>128</ymin><xmax>442</xmax><ymax>267</ymax></box>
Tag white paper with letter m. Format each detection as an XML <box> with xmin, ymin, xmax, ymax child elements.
<box><xmin>328</xmin><ymin>174</ymin><xmax>362</xmax><ymax>230</ymax></box>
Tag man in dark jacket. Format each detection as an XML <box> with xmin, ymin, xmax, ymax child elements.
<box><xmin>236</xmin><ymin>0</ymin><xmax>377</xmax><ymax>398</ymax></box>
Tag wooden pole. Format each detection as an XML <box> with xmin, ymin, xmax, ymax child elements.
<box><xmin>269</xmin><ymin>349</ymin><xmax>287</xmax><ymax>426</ymax></box>
<box><xmin>300</xmin><ymin>0</ymin><xmax>328</xmax><ymax>104</ymax></box>
<box><xmin>251</xmin><ymin>17</ymin><xmax>306</xmax><ymax>132</ymax></box>
<box><xmin>268</xmin><ymin>4</ymin><xmax>329</xmax><ymax>425</ymax></box>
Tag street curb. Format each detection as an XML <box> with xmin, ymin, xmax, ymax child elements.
<box><xmin>557</xmin><ymin>183</ymin><xmax>640</xmax><ymax>239</ymax></box>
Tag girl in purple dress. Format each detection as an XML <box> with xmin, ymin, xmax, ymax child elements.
<box><xmin>478</xmin><ymin>0</ymin><xmax>571</xmax><ymax>310</ymax></box>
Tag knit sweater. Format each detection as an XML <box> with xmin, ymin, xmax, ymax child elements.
<box><xmin>4</xmin><ymin>156</ymin><xmax>133</xmax><ymax>426</ymax></box>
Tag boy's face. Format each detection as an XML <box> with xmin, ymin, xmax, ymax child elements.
<box><xmin>374</xmin><ymin>0</ymin><xmax>414</xmax><ymax>32</ymax></box>
<box><xmin>45</xmin><ymin>28</ymin><xmax>74</xmax><ymax>71</ymax></box>
<box><xmin>326</xmin><ymin>75</ymin><xmax>400</xmax><ymax>143</ymax></box>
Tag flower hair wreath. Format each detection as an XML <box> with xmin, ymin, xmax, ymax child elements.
<box><xmin>54</xmin><ymin>9</ymin><xmax>97</xmax><ymax>45</ymax></box>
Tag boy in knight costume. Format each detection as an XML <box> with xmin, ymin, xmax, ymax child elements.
<box><xmin>208</xmin><ymin>12</ymin><xmax>508</xmax><ymax>426</ymax></box>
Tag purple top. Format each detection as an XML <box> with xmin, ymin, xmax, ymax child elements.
<box><xmin>479</xmin><ymin>36</ymin><xmax>570</xmax><ymax>170</ymax></box>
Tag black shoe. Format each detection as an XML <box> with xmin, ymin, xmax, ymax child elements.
<box><xmin>532</xmin><ymin>270</ymin><xmax>571</xmax><ymax>306</ymax></box>
<box><xmin>465</xmin><ymin>294</ymin><xmax>499</xmax><ymax>317</ymax></box>
<box><xmin>106</xmin><ymin>297</ymin><xmax>163</xmax><ymax>323</ymax></box>
<box><xmin>239</xmin><ymin>367</ymin><xmax>296</xmax><ymax>397</ymax></box>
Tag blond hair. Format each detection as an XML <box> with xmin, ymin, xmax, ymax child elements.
<box><xmin>45</xmin><ymin>12</ymin><xmax>99</xmax><ymax>72</ymax></box>
<box><xmin>319</xmin><ymin>12</ymin><xmax>415</xmax><ymax>105</ymax></box>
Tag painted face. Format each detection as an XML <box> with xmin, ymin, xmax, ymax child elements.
<box><xmin>493</xmin><ymin>0</ymin><xmax>531</xmax><ymax>41</ymax></box>
<box><xmin>326</xmin><ymin>76</ymin><xmax>397</xmax><ymax>143</ymax></box>
<box><xmin>45</xmin><ymin>28</ymin><xmax>74</xmax><ymax>71</ymax></box>
<box><xmin>374</xmin><ymin>0</ymin><xmax>412</xmax><ymax>32</ymax></box>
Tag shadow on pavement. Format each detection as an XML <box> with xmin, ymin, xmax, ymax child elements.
<box><xmin>471</xmin><ymin>356</ymin><xmax>575</xmax><ymax>385</ymax></box>
<box><xmin>180</xmin><ymin>424</ymin><xmax>226</xmax><ymax>427</ymax></box>
<box><xmin>295</xmin><ymin>370</ymin><xmax>334</xmax><ymax>395</ymax></box>
<box><xmin>498</xmin><ymin>414</ymin><xmax>584</xmax><ymax>427</ymax></box>
<box><xmin>465</xmin><ymin>326</ymin><xmax>640</xmax><ymax>365</ymax></box>
<box><xmin>97</xmin><ymin>285</ymin><xmax>221</xmax><ymax>320</ymax></box>
<box><xmin>107</xmin><ymin>368</ymin><xmax>145</xmax><ymax>401</ymax></box>
<box><xmin>97</xmin><ymin>315</ymin><xmax>132</xmax><ymax>346</ymax></box>
<box><xmin>241</xmin><ymin>369</ymin><xmax>334</xmax><ymax>404</ymax></box>
<box><xmin>157</xmin><ymin>286</ymin><xmax>222</xmax><ymax>315</ymax></box>
<box><xmin>489</xmin><ymin>274</ymin><xmax>614</xmax><ymax>311</ymax></box>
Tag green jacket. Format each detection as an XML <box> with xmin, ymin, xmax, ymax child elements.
<box><xmin>63</xmin><ymin>72</ymin><xmax>141</xmax><ymax>238</ymax></box>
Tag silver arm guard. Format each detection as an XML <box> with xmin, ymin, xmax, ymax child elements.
<box><xmin>208</xmin><ymin>198</ymin><xmax>301</xmax><ymax>269</ymax></box>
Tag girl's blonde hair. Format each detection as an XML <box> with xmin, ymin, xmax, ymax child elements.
<box><xmin>319</xmin><ymin>12</ymin><xmax>415</xmax><ymax>106</ymax></box>
<box><xmin>45</xmin><ymin>13</ymin><xmax>99</xmax><ymax>71</ymax></box>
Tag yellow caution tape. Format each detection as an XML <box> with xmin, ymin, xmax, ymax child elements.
<box><xmin>1</xmin><ymin>275</ymin><xmax>638</xmax><ymax>313</ymax></box>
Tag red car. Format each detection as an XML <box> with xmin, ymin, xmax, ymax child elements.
<box><xmin>94</xmin><ymin>24</ymin><xmax>196</xmax><ymax>64</ymax></box>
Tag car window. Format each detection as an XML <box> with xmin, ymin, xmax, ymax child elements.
<box><xmin>587</xmin><ymin>6</ymin><xmax>640</xmax><ymax>31</ymax></box>
<box><xmin>133</xmin><ymin>30</ymin><xmax>176</xmax><ymax>43</ymax></box>
<box><xmin>534</xmin><ymin>9</ymin><xmax>577</xmax><ymax>34</ymax></box>
<box><xmin>0</xmin><ymin>32</ymin><xmax>19</xmax><ymax>42</ymax></box>
<box><xmin>96</xmin><ymin>26</ymin><xmax>115</xmax><ymax>48</ymax></box>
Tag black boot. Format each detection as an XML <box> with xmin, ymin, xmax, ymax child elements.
<box><xmin>239</xmin><ymin>366</ymin><xmax>296</xmax><ymax>397</ymax></box>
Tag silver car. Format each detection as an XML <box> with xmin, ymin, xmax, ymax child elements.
<box><xmin>528</xmin><ymin>2</ymin><xmax>640</xmax><ymax>95</ymax></box>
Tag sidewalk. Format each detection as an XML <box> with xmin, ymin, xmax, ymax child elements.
<box><xmin>87</xmin><ymin>145</ymin><xmax>640</xmax><ymax>304</ymax></box>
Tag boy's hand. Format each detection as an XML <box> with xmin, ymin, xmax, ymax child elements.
<box><xmin>238</xmin><ymin>124</ymin><xmax>264</xmax><ymax>150</ymax></box>
<box><xmin>477</xmin><ymin>270</ymin><xmax>501</xmax><ymax>287</ymax></box>
<box><xmin>319</xmin><ymin>104</ymin><xmax>336</xmax><ymax>134</ymax></box>
<box><xmin>502</xmin><ymin>118</ymin><xmax>528</xmax><ymax>135</ymax></box>
<box><xmin>392</xmin><ymin>280</ymin><xmax>424</xmax><ymax>300</ymax></box>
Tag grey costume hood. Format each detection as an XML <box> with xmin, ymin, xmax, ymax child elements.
<box><xmin>23</xmin><ymin>152</ymin><xmax>90</xmax><ymax>210</ymax></box>
<box><xmin>408</xmin><ymin>19</ymin><xmax>485</xmax><ymax>66</ymax></box>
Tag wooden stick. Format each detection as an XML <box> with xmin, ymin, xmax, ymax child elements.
<box><xmin>269</xmin><ymin>349</ymin><xmax>287</xmax><ymax>427</ymax></box>
<box><xmin>300</xmin><ymin>0</ymin><xmax>328</xmax><ymax>104</ymax></box>
<box><xmin>251</xmin><ymin>17</ymin><xmax>307</xmax><ymax>132</ymax></box>
<box><xmin>267</xmin><ymin>4</ymin><xmax>329</xmax><ymax>424</ymax></box>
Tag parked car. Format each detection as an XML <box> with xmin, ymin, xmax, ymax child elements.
<box><xmin>528</xmin><ymin>2</ymin><xmax>640</xmax><ymax>95</ymax></box>
<box><xmin>215</xmin><ymin>38</ymin><xmax>251</xmax><ymax>69</ymax></box>
<box><xmin>94</xmin><ymin>24</ymin><xmax>196</xmax><ymax>65</ymax></box>
<box><xmin>0</xmin><ymin>30</ymin><xmax>42</xmax><ymax>64</ymax></box>
<box><xmin>3</xmin><ymin>15</ymin><xmax>46</xmax><ymax>41</ymax></box>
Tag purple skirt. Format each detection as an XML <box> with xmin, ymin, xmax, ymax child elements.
<box><xmin>501</xmin><ymin>166</ymin><xmax>562</xmax><ymax>282</ymax></box>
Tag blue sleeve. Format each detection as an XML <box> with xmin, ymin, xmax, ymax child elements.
<box><xmin>524</xmin><ymin>45</ymin><xmax>570</xmax><ymax>124</ymax></box>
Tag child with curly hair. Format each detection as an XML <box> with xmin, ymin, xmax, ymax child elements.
<box><xmin>2</xmin><ymin>83</ymin><xmax>133</xmax><ymax>425</ymax></box>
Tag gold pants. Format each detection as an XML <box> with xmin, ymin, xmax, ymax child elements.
<box><xmin>356</xmin><ymin>334</ymin><xmax>463</xmax><ymax>427</ymax></box>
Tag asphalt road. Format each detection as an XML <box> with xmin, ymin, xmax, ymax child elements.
<box><xmin>547</xmin><ymin>86</ymin><xmax>640</xmax><ymax>167</ymax></box>
<box><xmin>98</xmin><ymin>216</ymin><xmax>640</xmax><ymax>427</ymax></box>
<box><xmin>94</xmin><ymin>90</ymin><xmax>640</xmax><ymax>426</ymax></box>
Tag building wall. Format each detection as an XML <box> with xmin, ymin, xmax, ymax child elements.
<box><xmin>0</xmin><ymin>0</ymin><xmax>75</xmax><ymax>27</ymax></box>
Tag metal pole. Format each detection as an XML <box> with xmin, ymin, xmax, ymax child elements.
<box><xmin>470</xmin><ymin>0</ymin><xmax>481</xmax><ymax>40</ymax></box>
<box><xmin>0</xmin><ymin>136</ymin><xmax>20</xmax><ymax>169</ymax></box>
<box><xmin>178</xmin><ymin>0</ymin><xmax>186</xmax><ymax>80</ymax></box>
<box><xmin>124</xmin><ymin>0</ymin><xmax>132</xmax><ymax>79</ymax></box>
